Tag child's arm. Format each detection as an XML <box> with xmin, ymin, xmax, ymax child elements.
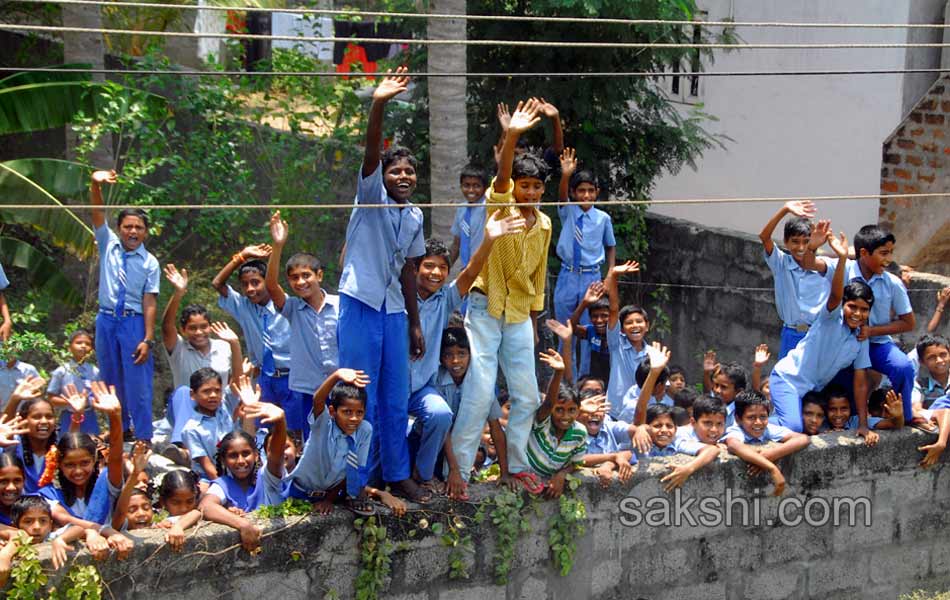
<box><xmin>266</xmin><ymin>211</ymin><xmax>288</xmax><ymax>311</ymax></box>
<box><xmin>659</xmin><ymin>444</ymin><xmax>721</xmax><ymax>492</ymax></box>
<box><xmin>449</xmin><ymin>235</ymin><xmax>461</xmax><ymax>267</ymax></box>
<box><xmin>362</xmin><ymin>67</ymin><xmax>409</xmax><ymax>178</ymax></box>
<box><xmin>0</xmin><ymin>539</ymin><xmax>17</xmax><ymax>585</ymax></box>
<box><xmin>558</xmin><ymin>147</ymin><xmax>576</xmax><ymax>202</ymax></box>
<box><xmin>853</xmin><ymin>368</ymin><xmax>878</xmax><ymax>445</ymax></box>
<box><xmin>89</xmin><ymin>170</ymin><xmax>117</xmax><ymax>230</ymax></box>
<box><xmin>826</xmin><ymin>230</ymin><xmax>849</xmax><ymax>311</ymax></box>
<box><xmin>928</xmin><ymin>287</ymin><xmax>950</xmax><ymax>333</ymax></box>
<box><xmin>241</xmin><ymin>395</ymin><xmax>286</xmax><ymax>480</ymax></box>
<box><xmin>493</xmin><ymin>102</ymin><xmax>510</xmax><ymax>167</ymax></box>
<box><xmin>198</xmin><ymin>495</ymin><xmax>261</xmax><ymax>552</ymax></box>
<box><xmin>570</xmin><ymin>281</ymin><xmax>605</xmax><ymax>341</ymax></box>
<box><xmin>311</xmin><ymin>368</ymin><xmax>370</xmax><ymax>421</ymax></box>
<box><xmin>155</xmin><ymin>508</ymin><xmax>202</xmax><ymax>552</ymax></box>
<box><xmin>138</xmin><ymin>292</ymin><xmax>157</xmax><ymax>366</ymax></box>
<box><xmin>874</xmin><ymin>389</ymin><xmax>906</xmax><ymax>430</ymax></box>
<box><xmin>751</xmin><ymin>344</ymin><xmax>770</xmax><ymax>392</ymax></box>
<box><xmin>605</xmin><ymin>261</ymin><xmax>640</xmax><ymax>329</ymax></box>
<box><xmin>545</xmin><ymin>319</ymin><xmax>574</xmax><ymax>384</ymax></box>
<box><xmin>536</xmin><ymin>349</ymin><xmax>565</xmax><ymax>423</ymax></box>
<box><xmin>633</xmin><ymin>342</ymin><xmax>671</xmax><ymax>425</ymax></box>
<box><xmin>161</xmin><ymin>264</ymin><xmax>188</xmax><ymax>354</ymax></box>
<box><xmin>758</xmin><ymin>200</ymin><xmax>816</xmax><ymax>256</ymax></box>
<box><xmin>211</xmin><ymin>245</ymin><xmax>272</xmax><ymax>297</ymax></box>
<box><xmin>456</xmin><ymin>212</ymin><xmax>527</xmax><ymax>297</ymax></box>
<box><xmin>724</xmin><ymin>438</ymin><xmax>786</xmax><ymax>496</ymax></box>
<box><xmin>364</xmin><ymin>486</ymin><xmax>407</xmax><ymax>517</ymax></box>
<box><xmin>402</xmin><ymin>262</ymin><xmax>425</xmax><ymax>361</ymax></box>
<box><xmin>920</xmin><ymin>408</ymin><xmax>950</xmax><ymax>467</ymax></box>
<box><xmin>488</xmin><ymin>419</ymin><xmax>511</xmax><ymax>488</ymax></box>
<box><xmin>702</xmin><ymin>350</ymin><xmax>717</xmax><ymax>394</ymax></box>
<box><xmin>89</xmin><ymin>381</ymin><xmax>126</xmax><ymax>489</ymax></box>
<box><xmin>758</xmin><ymin>431</ymin><xmax>811</xmax><ymax>464</ymax></box>
<box><xmin>3</xmin><ymin>376</ymin><xmax>46</xmax><ymax>420</ymax></box>
<box><xmin>0</xmin><ymin>291</ymin><xmax>11</xmax><ymax>342</ymax></box>
<box><xmin>800</xmin><ymin>219</ymin><xmax>832</xmax><ymax>272</ymax></box>
<box><xmin>112</xmin><ymin>441</ymin><xmax>149</xmax><ymax>530</ymax></box>
<box><xmin>539</xmin><ymin>98</ymin><xmax>564</xmax><ymax>155</ymax></box>
<box><xmin>495</xmin><ymin>99</ymin><xmax>543</xmax><ymax>193</ymax></box>
<box><xmin>210</xmin><ymin>322</ymin><xmax>244</xmax><ymax>389</ymax></box>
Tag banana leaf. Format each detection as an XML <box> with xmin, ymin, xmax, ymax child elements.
<box><xmin>0</xmin><ymin>236</ymin><xmax>82</xmax><ymax>306</ymax></box>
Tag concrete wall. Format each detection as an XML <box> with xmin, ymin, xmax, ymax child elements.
<box><xmin>650</xmin><ymin>0</ymin><xmax>944</xmax><ymax>241</ymax></box>
<box><xmin>45</xmin><ymin>427</ymin><xmax>950</xmax><ymax>600</ymax></box>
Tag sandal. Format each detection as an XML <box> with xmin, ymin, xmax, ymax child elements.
<box><xmin>910</xmin><ymin>416</ymin><xmax>938</xmax><ymax>433</ymax></box>
<box><xmin>344</xmin><ymin>496</ymin><xmax>377</xmax><ymax>517</ymax></box>
<box><xmin>512</xmin><ymin>472</ymin><xmax>544</xmax><ymax>495</ymax></box>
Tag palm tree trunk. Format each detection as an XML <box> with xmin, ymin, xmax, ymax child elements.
<box><xmin>426</xmin><ymin>0</ymin><xmax>467</xmax><ymax>245</ymax></box>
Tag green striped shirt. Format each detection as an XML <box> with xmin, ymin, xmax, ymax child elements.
<box><xmin>526</xmin><ymin>416</ymin><xmax>588</xmax><ymax>478</ymax></box>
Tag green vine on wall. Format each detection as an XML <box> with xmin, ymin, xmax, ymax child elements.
<box><xmin>353</xmin><ymin>516</ymin><xmax>394</xmax><ymax>600</ymax></box>
<box><xmin>548</xmin><ymin>476</ymin><xmax>587</xmax><ymax>576</ymax></box>
<box><xmin>6</xmin><ymin>533</ymin><xmax>102</xmax><ymax>600</ymax></box>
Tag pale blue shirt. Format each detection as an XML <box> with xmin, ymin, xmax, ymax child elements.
<box><xmin>181</xmin><ymin>406</ymin><xmax>235</xmax><ymax>478</ymax></box>
<box><xmin>836</xmin><ymin>259</ymin><xmax>912</xmax><ymax>344</ymax></box>
<box><xmin>642</xmin><ymin>444</ymin><xmax>678</xmax><ymax>458</ymax></box>
<box><xmin>282</xmin><ymin>293</ymin><xmax>339</xmax><ymax>395</ymax></box>
<box><xmin>338</xmin><ymin>164</ymin><xmax>425</xmax><ymax>314</ymax></box>
<box><xmin>586</xmin><ymin>420</ymin><xmax>633</xmax><ymax>455</ymax></box>
<box><xmin>0</xmin><ymin>361</ymin><xmax>40</xmax><ymax>408</ymax></box>
<box><xmin>606</xmin><ymin>322</ymin><xmax>662</xmax><ymax>417</ymax></box>
<box><xmin>95</xmin><ymin>224</ymin><xmax>160</xmax><ymax>313</ymax></box>
<box><xmin>763</xmin><ymin>247</ymin><xmax>833</xmax><ymax>327</ymax></box>
<box><xmin>615</xmin><ymin>384</ymin><xmax>673</xmax><ymax>423</ymax></box>
<box><xmin>434</xmin><ymin>367</ymin><xmax>503</xmax><ymax>421</ymax></box>
<box><xmin>842</xmin><ymin>415</ymin><xmax>883</xmax><ymax>430</ymax></box>
<box><xmin>772</xmin><ymin>304</ymin><xmax>872</xmax><ymax>397</ymax></box>
<box><xmin>555</xmin><ymin>205</ymin><xmax>616</xmax><ymax>267</ymax></box>
<box><xmin>0</xmin><ymin>263</ymin><xmax>7</xmax><ymax>290</ymax></box>
<box><xmin>672</xmin><ymin>425</ymin><xmax>712</xmax><ymax>456</ymax></box>
<box><xmin>450</xmin><ymin>196</ymin><xmax>487</xmax><ymax>267</ymax></box>
<box><xmin>410</xmin><ymin>282</ymin><xmax>463</xmax><ymax>393</ymax></box>
<box><xmin>287</xmin><ymin>408</ymin><xmax>372</xmax><ymax>493</ymax></box>
<box><xmin>723</xmin><ymin>422</ymin><xmax>793</xmax><ymax>444</ymax></box>
<box><xmin>218</xmin><ymin>286</ymin><xmax>291</xmax><ymax>370</ymax></box>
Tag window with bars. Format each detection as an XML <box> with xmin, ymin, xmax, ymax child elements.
<box><xmin>663</xmin><ymin>11</ymin><xmax>706</xmax><ymax>103</ymax></box>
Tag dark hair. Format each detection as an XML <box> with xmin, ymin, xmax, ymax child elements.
<box><xmin>238</xmin><ymin>260</ymin><xmax>267</xmax><ymax>280</ymax></box>
<box><xmin>515</xmin><ymin>138</ymin><xmax>530</xmax><ymax>151</ymax></box>
<box><xmin>715</xmin><ymin>362</ymin><xmax>748</xmax><ymax>392</ymax></box>
<box><xmin>801</xmin><ymin>391</ymin><xmax>827</xmax><ymax>413</ymax></box>
<box><xmin>645</xmin><ymin>403</ymin><xmax>675</xmax><ymax>425</ymax></box>
<box><xmin>635</xmin><ymin>357</ymin><xmax>670</xmax><ymax>388</ymax></box>
<box><xmin>671</xmin><ymin>406</ymin><xmax>691</xmax><ymax>427</ymax></box>
<box><xmin>692</xmin><ymin>396</ymin><xmax>727</xmax><ymax>419</ymax></box>
<box><xmin>459</xmin><ymin>163</ymin><xmax>489</xmax><ymax>187</ymax></box>
<box><xmin>0</xmin><ymin>452</ymin><xmax>25</xmax><ymax>480</ymax></box>
<box><xmin>56</xmin><ymin>432</ymin><xmax>100</xmax><ymax>506</ymax></box>
<box><xmin>68</xmin><ymin>329</ymin><xmax>93</xmax><ymax>345</ymax></box>
<box><xmin>418</xmin><ymin>238</ymin><xmax>450</xmax><ymax>269</ymax></box>
<box><xmin>569</xmin><ymin>170</ymin><xmax>600</xmax><ymax>194</ymax></box>
<box><xmin>868</xmin><ymin>386</ymin><xmax>890</xmax><ymax>415</ymax></box>
<box><xmin>18</xmin><ymin>398</ymin><xmax>56</xmax><ymax>468</ymax></box>
<box><xmin>734</xmin><ymin>390</ymin><xmax>772</xmax><ymax>419</ymax></box>
<box><xmin>179</xmin><ymin>304</ymin><xmax>209</xmax><ymax>329</ymax></box>
<box><xmin>578</xmin><ymin>387</ymin><xmax>601</xmax><ymax>401</ymax></box>
<box><xmin>618</xmin><ymin>305</ymin><xmax>650</xmax><ymax>327</ymax></box>
<box><xmin>916</xmin><ymin>334</ymin><xmax>950</xmax><ymax>359</ymax></box>
<box><xmin>213</xmin><ymin>431</ymin><xmax>259</xmax><ymax>485</ymax></box>
<box><xmin>577</xmin><ymin>376</ymin><xmax>606</xmax><ymax>393</ymax></box>
<box><xmin>158</xmin><ymin>470</ymin><xmax>200</xmax><ymax>502</ymax></box>
<box><xmin>555</xmin><ymin>383</ymin><xmax>580</xmax><ymax>407</ymax></box>
<box><xmin>673</xmin><ymin>387</ymin><xmax>699</xmax><ymax>410</ymax></box>
<box><xmin>588</xmin><ymin>297</ymin><xmax>610</xmax><ymax>314</ymax></box>
<box><xmin>824</xmin><ymin>384</ymin><xmax>850</xmax><ymax>403</ymax></box>
<box><xmin>668</xmin><ymin>365</ymin><xmax>685</xmax><ymax>379</ymax></box>
<box><xmin>441</xmin><ymin>327</ymin><xmax>469</xmax><ymax>354</ymax></box>
<box><xmin>511</xmin><ymin>152</ymin><xmax>550</xmax><ymax>183</ymax></box>
<box><xmin>381</xmin><ymin>145</ymin><xmax>419</xmax><ymax>173</ymax></box>
<box><xmin>11</xmin><ymin>495</ymin><xmax>50</xmax><ymax>526</ymax></box>
<box><xmin>853</xmin><ymin>224</ymin><xmax>896</xmax><ymax>257</ymax></box>
<box><xmin>190</xmin><ymin>367</ymin><xmax>222</xmax><ymax>392</ymax></box>
<box><xmin>116</xmin><ymin>208</ymin><xmax>149</xmax><ymax>229</ymax></box>
<box><xmin>783</xmin><ymin>217</ymin><xmax>812</xmax><ymax>241</ymax></box>
<box><xmin>842</xmin><ymin>280</ymin><xmax>875</xmax><ymax>308</ymax></box>
<box><xmin>330</xmin><ymin>383</ymin><xmax>367</xmax><ymax>408</ymax></box>
<box><xmin>286</xmin><ymin>253</ymin><xmax>322</xmax><ymax>275</ymax></box>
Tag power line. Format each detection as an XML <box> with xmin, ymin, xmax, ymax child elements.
<box><xmin>6</xmin><ymin>23</ymin><xmax>950</xmax><ymax>49</ymax></box>
<box><xmin>5</xmin><ymin>66</ymin><xmax>950</xmax><ymax>78</ymax></box>
<box><xmin>614</xmin><ymin>280</ymin><xmax>946</xmax><ymax>294</ymax></box>
<box><xmin>24</xmin><ymin>0</ymin><xmax>950</xmax><ymax>30</ymax></box>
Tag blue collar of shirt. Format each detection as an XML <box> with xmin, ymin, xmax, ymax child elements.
<box><xmin>296</xmin><ymin>290</ymin><xmax>334</xmax><ymax>314</ymax></box>
<box><xmin>618</xmin><ymin>335</ymin><xmax>648</xmax><ymax>354</ymax></box>
<box><xmin>111</xmin><ymin>238</ymin><xmax>150</xmax><ymax>261</ymax></box>
<box><xmin>435</xmin><ymin>367</ymin><xmax>460</xmax><ymax>388</ymax></box>
<box><xmin>847</xmin><ymin>260</ymin><xmax>884</xmax><ymax>285</ymax></box>
<box><xmin>327</xmin><ymin>416</ymin><xmax>352</xmax><ymax>444</ymax></box>
<box><xmin>417</xmin><ymin>285</ymin><xmax>446</xmax><ymax>305</ymax></box>
<box><xmin>572</xmin><ymin>204</ymin><xmax>591</xmax><ymax>220</ymax></box>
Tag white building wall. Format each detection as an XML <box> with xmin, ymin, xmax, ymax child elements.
<box><xmin>650</xmin><ymin>0</ymin><xmax>943</xmax><ymax>240</ymax></box>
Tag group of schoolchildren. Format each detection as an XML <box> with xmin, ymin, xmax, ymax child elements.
<box><xmin>0</xmin><ymin>66</ymin><xmax>948</xmax><ymax>572</ymax></box>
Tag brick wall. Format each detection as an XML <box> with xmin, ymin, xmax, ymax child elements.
<box><xmin>880</xmin><ymin>75</ymin><xmax>950</xmax><ymax>275</ymax></box>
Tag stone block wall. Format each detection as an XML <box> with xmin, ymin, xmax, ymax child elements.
<box><xmin>48</xmin><ymin>428</ymin><xmax>950</xmax><ymax>600</ymax></box>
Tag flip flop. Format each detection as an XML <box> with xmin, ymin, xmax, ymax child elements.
<box><xmin>512</xmin><ymin>471</ymin><xmax>544</xmax><ymax>495</ymax></box>
<box><xmin>344</xmin><ymin>496</ymin><xmax>377</xmax><ymax>517</ymax></box>
<box><xmin>910</xmin><ymin>417</ymin><xmax>938</xmax><ymax>433</ymax></box>
<box><xmin>391</xmin><ymin>479</ymin><xmax>432</xmax><ymax>504</ymax></box>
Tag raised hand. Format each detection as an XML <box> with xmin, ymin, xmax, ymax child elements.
<box><xmin>130</xmin><ymin>440</ymin><xmax>150</xmax><ymax>474</ymax></box>
<box><xmin>210</xmin><ymin>322</ymin><xmax>239</xmax><ymax>343</ymax></box>
<box><xmin>163</xmin><ymin>264</ymin><xmax>188</xmax><ymax>293</ymax></box>
<box><xmin>269</xmin><ymin>211</ymin><xmax>289</xmax><ymax>246</ymax></box>
<box><xmin>579</xmin><ymin>394</ymin><xmax>608</xmax><ymax>416</ymax></box>
<box><xmin>937</xmin><ymin>287</ymin><xmax>950</xmax><ymax>306</ymax></box>
<box><xmin>753</xmin><ymin>344</ymin><xmax>771</xmax><ymax>367</ymax></box>
<box><xmin>241</xmin><ymin>244</ymin><xmax>272</xmax><ymax>260</ymax></box>
<box><xmin>89</xmin><ymin>381</ymin><xmax>121</xmax><ymax>415</ymax></box>
<box><xmin>496</xmin><ymin>102</ymin><xmax>511</xmax><ymax>131</ymax></box>
<box><xmin>827</xmin><ymin>231</ymin><xmax>849</xmax><ymax>259</ymax></box>
<box><xmin>560</xmin><ymin>147</ymin><xmax>577</xmax><ymax>179</ymax></box>
<box><xmin>884</xmin><ymin>390</ymin><xmax>903</xmax><ymax>419</ymax></box>
<box><xmin>783</xmin><ymin>200</ymin><xmax>816</xmax><ymax>219</ymax></box>
<box><xmin>0</xmin><ymin>415</ymin><xmax>27</xmax><ymax>447</ymax></box>
<box><xmin>336</xmin><ymin>368</ymin><xmax>370</xmax><ymax>388</ymax></box>
<box><xmin>611</xmin><ymin>260</ymin><xmax>640</xmax><ymax>276</ymax></box>
<box><xmin>583</xmin><ymin>281</ymin><xmax>606</xmax><ymax>305</ymax></box>
<box><xmin>91</xmin><ymin>170</ymin><xmax>117</xmax><ymax>185</ymax></box>
<box><xmin>703</xmin><ymin>350</ymin><xmax>718</xmax><ymax>373</ymax></box>
<box><xmin>484</xmin><ymin>210</ymin><xmax>526</xmax><ymax>241</ymax></box>
<box><xmin>243</xmin><ymin>401</ymin><xmax>284</xmax><ymax>425</ymax></box>
<box><xmin>61</xmin><ymin>383</ymin><xmax>88</xmax><ymax>415</ymax></box>
<box><xmin>545</xmin><ymin>318</ymin><xmax>573</xmax><ymax>342</ymax></box>
<box><xmin>538</xmin><ymin>348</ymin><xmax>565</xmax><ymax>372</ymax></box>
<box><xmin>808</xmin><ymin>219</ymin><xmax>831</xmax><ymax>251</ymax></box>
<box><xmin>230</xmin><ymin>374</ymin><xmax>261</xmax><ymax>406</ymax></box>
<box><xmin>507</xmin><ymin>98</ymin><xmax>543</xmax><ymax>135</ymax></box>
<box><xmin>373</xmin><ymin>65</ymin><xmax>410</xmax><ymax>103</ymax></box>
<box><xmin>537</xmin><ymin>97</ymin><xmax>560</xmax><ymax>119</ymax></box>
<box><xmin>649</xmin><ymin>341</ymin><xmax>671</xmax><ymax>371</ymax></box>
<box><xmin>9</xmin><ymin>376</ymin><xmax>46</xmax><ymax>404</ymax></box>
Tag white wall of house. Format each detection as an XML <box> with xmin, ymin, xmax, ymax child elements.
<box><xmin>650</xmin><ymin>0</ymin><xmax>945</xmax><ymax>240</ymax></box>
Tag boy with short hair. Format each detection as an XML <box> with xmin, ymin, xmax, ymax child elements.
<box><xmin>759</xmin><ymin>201</ymin><xmax>834</xmax><ymax>358</ymax></box>
<box><xmin>800</xmin><ymin>391</ymin><xmax>828</xmax><ymax>436</ymax></box>
<box><xmin>654</xmin><ymin>396</ymin><xmax>726</xmax><ymax>491</ymax></box>
<box><xmin>639</xmin><ymin>404</ymin><xmax>678</xmax><ymax>458</ymax></box>
<box><xmin>616</xmin><ymin>354</ymin><xmax>674</xmax><ymax>423</ymax></box>
<box><xmin>673</xmin><ymin>387</ymin><xmax>699</xmax><ymax>421</ymax></box>
<box><xmin>711</xmin><ymin>362</ymin><xmax>749</xmax><ymax>428</ymax></box>
<box><xmin>570</xmin><ymin>282</ymin><xmax>611</xmax><ymax>382</ymax></box>
<box><xmin>576</xmin><ymin>389</ymin><xmax>636</xmax><ymax>486</ymax></box>
<box><xmin>89</xmin><ymin>169</ymin><xmax>159</xmax><ymax>441</ymax></box>
<box><xmin>914</xmin><ymin>334</ymin><xmax>949</xmax><ymax>410</ymax></box>
<box><xmin>668</xmin><ymin>365</ymin><xmax>687</xmax><ymax>395</ymax></box>
<box><xmin>825</xmin><ymin>385</ymin><xmax>904</xmax><ymax>433</ymax></box>
<box><xmin>449</xmin><ymin>99</ymin><xmax>553</xmax><ymax>495</ymax></box>
<box><xmin>180</xmin><ymin>368</ymin><xmax>234</xmax><ymax>481</ymax></box>
<box><xmin>212</xmin><ymin>246</ymin><xmax>293</xmax><ymax>410</ymax></box>
<box><xmin>449</xmin><ymin>164</ymin><xmax>490</xmax><ymax>268</ymax></box>
<box><xmin>723</xmin><ymin>390</ymin><xmax>809</xmax><ymax>495</ymax></box>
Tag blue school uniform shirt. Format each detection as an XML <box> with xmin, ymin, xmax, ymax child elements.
<box><xmin>606</xmin><ymin>322</ymin><xmax>662</xmax><ymax>417</ymax></box>
<box><xmin>586</xmin><ymin>420</ymin><xmax>634</xmax><ymax>458</ymax></box>
<box><xmin>39</xmin><ymin>468</ymin><xmax>119</xmax><ymax>524</ymax></box>
<box><xmin>672</xmin><ymin>425</ymin><xmax>715</xmax><ymax>456</ymax></box>
<box><xmin>95</xmin><ymin>224</ymin><xmax>160</xmax><ymax>313</ymax></box>
<box><xmin>450</xmin><ymin>196</ymin><xmax>487</xmax><ymax>267</ymax></box>
<box><xmin>0</xmin><ymin>263</ymin><xmax>7</xmax><ymax>289</ymax></box>
<box><xmin>207</xmin><ymin>467</ymin><xmax>283</xmax><ymax>512</ymax></box>
<box><xmin>643</xmin><ymin>444</ymin><xmax>678</xmax><ymax>458</ymax></box>
<box><xmin>14</xmin><ymin>438</ymin><xmax>46</xmax><ymax>494</ymax></box>
<box><xmin>772</xmin><ymin>304</ymin><xmax>872</xmax><ymax>397</ymax></box>
<box><xmin>836</xmin><ymin>259</ymin><xmax>912</xmax><ymax>344</ymax></box>
<box><xmin>841</xmin><ymin>415</ymin><xmax>883</xmax><ymax>430</ymax></box>
<box><xmin>763</xmin><ymin>247</ymin><xmax>833</xmax><ymax>328</ymax></box>
<box><xmin>434</xmin><ymin>368</ymin><xmax>503</xmax><ymax>422</ymax></box>
<box><xmin>722</xmin><ymin>422</ymin><xmax>793</xmax><ymax>444</ymax></box>
<box><xmin>555</xmin><ymin>205</ymin><xmax>616</xmax><ymax>267</ymax></box>
<box><xmin>218</xmin><ymin>286</ymin><xmax>291</xmax><ymax>370</ymax></box>
<box><xmin>929</xmin><ymin>394</ymin><xmax>950</xmax><ymax>411</ymax></box>
<box><xmin>0</xmin><ymin>361</ymin><xmax>40</xmax><ymax>411</ymax></box>
<box><xmin>281</xmin><ymin>293</ymin><xmax>339</xmax><ymax>395</ymax></box>
<box><xmin>580</xmin><ymin>324</ymin><xmax>610</xmax><ymax>381</ymax></box>
<box><xmin>286</xmin><ymin>408</ymin><xmax>372</xmax><ymax>493</ymax></box>
<box><xmin>47</xmin><ymin>361</ymin><xmax>99</xmax><ymax>433</ymax></box>
<box><xmin>615</xmin><ymin>385</ymin><xmax>674</xmax><ymax>423</ymax></box>
<box><xmin>410</xmin><ymin>282</ymin><xmax>463</xmax><ymax>393</ymax></box>
<box><xmin>914</xmin><ymin>374</ymin><xmax>949</xmax><ymax>408</ymax></box>
<box><xmin>338</xmin><ymin>163</ymin><xmax>426</xmax><ymax>314</ymax></box>
<box><xmin>181</xmin><ymin>407</ymin><xmax>235</xmax><ymax>478</ymax></box>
